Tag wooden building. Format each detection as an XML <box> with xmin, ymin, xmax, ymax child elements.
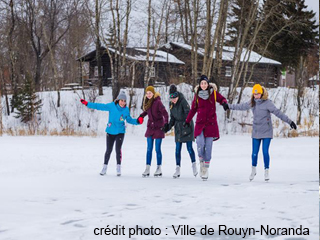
<box><xmin>77</xmin><ymin>47</ymin><xmax>185</xmax><ymax>88</ymax></box>
<box><xmin>159</xmin><ymin>42</ymin><xmax>282</xmax><ymax>88</ymax></box>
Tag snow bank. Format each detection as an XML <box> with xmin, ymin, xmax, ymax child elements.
<box><xmin>1</xmin><ymin>84</ymin><xmax>318</xmax><ymax>137</ymax></box>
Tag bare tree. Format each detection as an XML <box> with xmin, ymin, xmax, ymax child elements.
<box><xmin>24</xmin><ymin>0</ymin><xmax>77</xmax><ymax>91</ymax></box>
<box><xmin>95</xmin><ymin>0</ymin><xmax>103</xmax><ymax>95</ymax></box>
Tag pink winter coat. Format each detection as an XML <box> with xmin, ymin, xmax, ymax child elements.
<box><xmin>186</xmin><ymin>83</ymin><xmax>227</xmax><ymax>141</ymax></box>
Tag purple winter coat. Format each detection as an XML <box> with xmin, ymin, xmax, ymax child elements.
<box><xmin>186</xmin><ymin>83</ymin><xmax>227</xmax><ymax>141</ymax></box>
<box><xmin>141</xmin><ymin>93</ymin><xmax>169</xmax><ymax>139</ymax></box>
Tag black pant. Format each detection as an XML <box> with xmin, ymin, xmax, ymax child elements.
<box><xmin>104</xmin><ymin>133</ymin><xmax>125</xmax><ymax>165</ymax></box>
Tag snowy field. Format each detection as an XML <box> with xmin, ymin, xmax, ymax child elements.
<box><xmin>0</xmin><ymin>134</ymin><xmax>318</xmax><ymax>240</ymax></box>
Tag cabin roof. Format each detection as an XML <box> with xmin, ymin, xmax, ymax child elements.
<box><xmin>77</xmin><ymin>46</ymin><xmax>185</xmax><ymax>65</ymax></box>
<box><xmin>164</xmin><ymin>42</ymin><xmax>281</xmax><ymax>65</ymax></box>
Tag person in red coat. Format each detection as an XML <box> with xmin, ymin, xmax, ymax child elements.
<box><xmin>185</xmin><ymin>75</ymin><xmax>228</xmax><ymax>180</ymax></box>
<box><xmin>138</xmin><ymin>86</ymin><xmax>169</xmax><ymax>177</ymax></box>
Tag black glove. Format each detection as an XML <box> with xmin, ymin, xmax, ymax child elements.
<box><xmin>222</xmin><ymin>102</ymin><xmax>229</xmax><ymax>111</ymax></box>
<box><xmin>183</xmin><ymin>122</ymin><xmax>190</xmax><ymax>128</ymax></box>
<box><xmin>161</xmin><ymin>123</ymin><xmax>170</xmax><ymax>133</ymax></box>
<box><xmin>290</xmin><ymin>121</ymin><xmax>297</xmax><ymax>130</ymax></box>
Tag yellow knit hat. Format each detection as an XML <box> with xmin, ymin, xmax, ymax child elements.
<box><xmin>146</xmin><ymin>86</ymin><xmax>155</xmax><ymax>94</ymax></box>
<box><xmin>252</xmin><ymin>84</ymin><xmax>263</xmax><ymax>94</ymax></box>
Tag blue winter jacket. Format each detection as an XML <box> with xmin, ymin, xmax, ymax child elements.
<box><xmin>87</xmin><ymin>102</ymin><xmax>138</xmax><ymax>135</ymax></box>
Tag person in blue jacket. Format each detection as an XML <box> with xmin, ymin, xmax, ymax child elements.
<box><xmin>80</xmin><ymin>91</ymin><xmax>142</xmax><ymax>177</ymax></box>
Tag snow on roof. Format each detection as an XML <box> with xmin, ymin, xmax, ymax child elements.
<box><xmin>78</xmin><ymin>46</ymin><xmax>185</xmax><ymax>64</ymax></box>
<box><xmin>170</xmin><ymin>42</ymin><xmax>281</xmax><ymax>65</ymax></box>
<box><xmin>309</xmin><ymin>74</ymin><xmax>319</xmax><ymax>81</ymax></box>
<box><xmin>135</xmin><ymin>48</ymin><xmax>185</xmax><ymax>64</ymax></box>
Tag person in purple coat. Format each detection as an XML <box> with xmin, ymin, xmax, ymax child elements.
<box><xmin>138</xmin><ymin>86</ymin><xmax>169</xmax><ymax>177</ymax></box>
<box><xmin>185</xmin><ymin>75</ymin><xmax>227</xmax><ymax>180</ymax></box>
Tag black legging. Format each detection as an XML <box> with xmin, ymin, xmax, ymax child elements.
<box><xmin>104</xmin><ymin>133</ymin><xmax>125</xmax><ymax>165</ymax></box>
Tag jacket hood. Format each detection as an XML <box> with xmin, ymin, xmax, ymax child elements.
<box><xmin>261</xmin><ymin>86</ymin><xmax>268</xmax><ymax>100</ymax></box>
<box><xmin>154</xmin><ymin>92</ymin><xmax>161</xmax><ymax>99</ymax></box>
<box><xmin>194</xmin><ymin>82</ymin><xmax>217</xmax><ymax>92</ymax></box>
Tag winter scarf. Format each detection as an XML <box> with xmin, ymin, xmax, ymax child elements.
<box><xmin>198</xmin><ymin>88</ymin><xmax>213</xmax><ymax>100</ymax></box>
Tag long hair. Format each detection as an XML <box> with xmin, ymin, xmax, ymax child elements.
<box><xmin>251</xmin><ymin>89</ymin><xmax>264</xmax><ymax>107</ymax></box>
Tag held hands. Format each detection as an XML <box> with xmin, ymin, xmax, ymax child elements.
<box><xmin>161</xmin><ymin>123</ymin><xmax>170</xmax><ymax>133</ymax></box>
<box><xmin>183</xmin><ymin>122</ymin><xmax>190</xmax><ymax>128</ymax></box>
<box><xmin>222</xmin><ymin>102</ymin><xmax>229</xmax><ymax>111</ymax></box>
<box><xmin>290</xmin><ymin>121</ymin><xmax>297</xmax><ymax>130</ymax></box>
<box><xmin>80</xmin><ymin>99</ymin><xmax>88</xmax><ymax>106</ymax></box>
<box><xmin>137</xmin><ymin>116</ymin><xmax>144</xmax><ymax>124</ymax></box>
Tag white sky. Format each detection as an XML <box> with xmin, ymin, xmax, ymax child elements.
<box><xmin>304</xmin><ymin>0</ymin><xmax>319</xmax><ymax>23</ymax></box>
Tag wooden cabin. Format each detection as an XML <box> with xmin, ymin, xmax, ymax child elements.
<box><xmin>159</xmin><ymin>42</ymin><xmax>282</xmax><ymax>88</ymax></box>
<box><xmin>77</xmin><ymin>47</ymin><xmax>185</xmax><ymax>88</ymax></box>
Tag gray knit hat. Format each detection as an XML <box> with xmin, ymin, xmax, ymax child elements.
<box><xmin>116</xmin><ymin>91</ymin><xmax>127</xmax><ymax>101</ymax></box>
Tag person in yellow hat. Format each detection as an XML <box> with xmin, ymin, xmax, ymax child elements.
<box><xmin>222</xmin><ymin>84</ymin><xmax>297</xmax><ymax>182</ymax></box>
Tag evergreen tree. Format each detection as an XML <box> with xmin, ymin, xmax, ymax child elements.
<box><xmin>14</xmin><ymin>74</ymin><xmax>42</xmax><ymax>124</ymax></box>
<box><xmin>257</xmin><ymin>0</ymin><xmax>318</xmax><ymax>68</ymax></box>
<box><xmin>226</xmin><ymin>0</ymin><xmax>258</xmax><ymax>47</ymax></box>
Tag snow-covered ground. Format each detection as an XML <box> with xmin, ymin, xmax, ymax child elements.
<box><xmin>0</xmin><ymin>134</ymin><xmax>318</xmax><ymax>240</ymax></box>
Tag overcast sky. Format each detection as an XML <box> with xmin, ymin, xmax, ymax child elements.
<box><xmin>304</xmin><ymin>0</ymin><xmax>319</xmax><ymax>23</ymax></box>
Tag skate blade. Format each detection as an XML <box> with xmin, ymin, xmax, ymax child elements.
<box><xmin>142</xmin><ymin>174</ymin><xmax>150</xmax><ymax>178</ymax></box>
<box><xmin>173</xmin><ymin>175</ymin><xmax>180</xmax><ymax>179</ymax></box>
<box><xmin>201</xmin><ymin>178</ymin><xmax>208</xmax><ymax>181</ymax></box>
<box><xmin>117</xmin><ymin>174</ymin><xmax>121</xmax><ymax>177</ymax></box>
<box><xmin>100</xmin><ymin>173</ymin><xmax>106</xmax><ymax>176</ymax></box>
<box><xmin>154</xmin><ymin>174</ymin><xmax>162</xmax><ymax>177</ymax></box>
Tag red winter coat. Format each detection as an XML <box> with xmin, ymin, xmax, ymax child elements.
<box><xmin>186</xmin><ymin>83</ymin><xmax>227</xmax><ymax>141</ymax></box>
<box><xmin>141</xmin><ymin>93</ymin><xmax>169</xmax><ymax>139</ymax></box>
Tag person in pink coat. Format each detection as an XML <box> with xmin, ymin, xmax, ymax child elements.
<box><xmin>185</xmin><ymin>75</ymin><xmax>227</xmax><ymax>180</ymax></box>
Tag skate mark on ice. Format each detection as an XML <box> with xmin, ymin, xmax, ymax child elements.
<box><xmin>126</xmin><ymin>203</ymin><xmax>138</xmax><ymax>206</ymax></box>
<box><xmin>106</xmin><ymin>214</ymin><xmax>115</xmax><ymax>217</ymax></box>
<box><xmin>61</xmin><ymin>219</ymin><xmax>83</xmax><ymax>225</ymax></box>
<box><xmin>74</xmin><ymin>224</ymin><xmax>86</xmax><ymax>228</ymax></box>
<box><xmin>221</xmin><ymin>184</ymin><xmax>229</xmax><ymax>186</ymax></box>
<box><xmin>179</xmin><ymin>216</ymin><xmax>187</xmax><ymax>219</ymax></box>
<box><xmin>175</xmin><ymin>194</ymin><xmax>187</xmax><ymax>197</ymax></box>
<box><xmin>0</xmin><ymin>229</ymin><xmax>8</xmax><ymax>234</ymax></box>
<box><xmin>101</xmin><ymin>212</ymin><xmax>108</xmax><ymax>215</ymax></box>
<box><xmin>75</xmin><ymin>209</ymin><xmax>82</xmax><ymax>212</ymax></box>
<box><xmin>173</xmin><ymin>200</ymin><xmax>182</xmax><ymax>203</ymax></box>
<box><xmin>277</xmin><ymin>217</ymin><xmax>292</xmax><ymax>221</ymax></box>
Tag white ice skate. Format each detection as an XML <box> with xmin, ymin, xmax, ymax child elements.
<box><xmin>199</xmin><ymin>160</ymin><xmax>204</xmax><ymax>178</ymax></box>
<box><xmin>249</xmin><ymin>166</ymin><xmax>257</xmax><ymax>181</ymax></box>
<box><xmin>192</xmin><ymin>162</ymin><xmax>198</xmax><ymax>177</ymax></box>
<box><xmin>142</xmin><ymin>165</ymin><xmax>150</xmax><ymax>177</ymax></box>
<box><xmin>154</xmin><ymin>165</ymin><xmax>162</xmax><ymax>177</ymax></box>
<box><xmin>201</xmin><ymin>167</ymin><xmax>208</xmax><ymax>181</ymax></box>
<box><xmin>100</xmin><ymin>164</ymin><xmax>107</xmax><ymax>176</ymax></box>
<box><xmin>265</xmin><ymin>169</ymin><xmax>269</xmax><ymax>182</ymax></box>
<box><xmin>173</xmin><ymin>166</ymin><xmax>180</xmax><ymax>178</ymax></box>
<box><xmin>116</xmin><ymin>164</ymin><xmax>121</xmax><ymax>177</ymax></box>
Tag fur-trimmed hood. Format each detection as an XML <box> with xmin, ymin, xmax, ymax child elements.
<box><xmin>261</xmin><ymin>86</ymin><xmax>268</xmax><ymax>100</ymax></box>
<box><xmin>194</xmin><ymin>82</ymin><xmax>217</xmax><ymax>93</ymax></box>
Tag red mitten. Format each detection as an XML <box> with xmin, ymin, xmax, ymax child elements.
<box><xmin>80</xmin><ymin>99</ymin><xmax>88</xmax><ymax>106</ymax></box>
<box><xmin>137</xmin><ymin>117</ymin><xmax>144</xmax><ymax>124</ymax></box>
